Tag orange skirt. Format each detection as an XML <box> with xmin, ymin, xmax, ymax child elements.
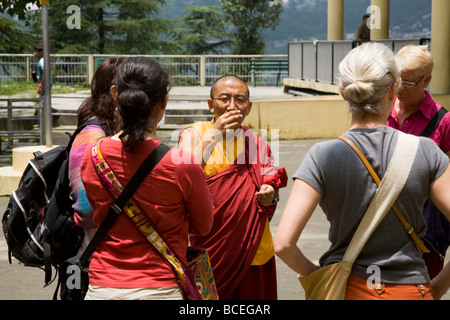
<box><xmin>345</xmin><ymin>273</ymin><xmax>433</xmax><ymax>300</ymax></box>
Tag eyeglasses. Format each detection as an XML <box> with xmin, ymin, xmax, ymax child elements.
<box><xmin>211</xmin><ymin>96</ymin><xmax>249</xmax><ymax>106</ymax></box>
<box><xmin>401</xmin><ymin>75</ymin><xmax>424</xmax><ymax>88</ymax></box>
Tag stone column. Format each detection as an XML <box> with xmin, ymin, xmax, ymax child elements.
<box><xmin>430</xmin><ymin>0</ymin><xmax>450</xmax><ymax>95</ymax></box>
<box><xmin>327</xmin><ymin>0</ymin><xmax>344</xmax><ymax>40</ymax></box>
<box><xmin>370</xmin><ymin>0</ymin><xmax>390</xmax><ymax>40</ymax></box>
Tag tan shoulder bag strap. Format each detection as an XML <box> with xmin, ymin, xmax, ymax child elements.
<box><xmin>338</xmin><ymin>133</ymin><xmax>429</xmax><ymax>256</ymax></box>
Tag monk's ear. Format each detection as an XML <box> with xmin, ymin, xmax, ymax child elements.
<box><xmin>208</xmin><ymin>98</ymin><xmax>215</xmax><ymax>114</ymax></box>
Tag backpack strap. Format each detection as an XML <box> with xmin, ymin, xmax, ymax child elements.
<box><xmin>420</xmin><ymin>107</ymin><xmax>448</xmax><ymax>137</ymax></box>
<box><xmin>338</xmin><ymin>134</ymin><xmax>430</xmax><ymax>254</ymax></box>
<box><xmin>66</xmin><ymin>117</ymin><xmax>114</xmax><ymax>150</ymax></box>
<box><xmin>77</xmin><ymin>140</ymin><xmax>170</xmax><ymax>268</ymax></box>
<box><xmin>91</xmin><ymin>141</ymin><xmax>202</xmax><ymax>300</ymax></box>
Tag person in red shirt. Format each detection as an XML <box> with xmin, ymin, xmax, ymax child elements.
<box><xmin>79</xmin><ymin>57</ymin><xmax>214</xmax><ymax>300</ymax></box>
<box><xmin>388</xmin><ymin>45</ymin><xmax>450</xmax><ymax>279</ymax></box>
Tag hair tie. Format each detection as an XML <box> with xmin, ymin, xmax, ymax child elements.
<box><xmin>112</xmin><ymin>57</ymin><xmax>120</xmax><ymax>72</ymax></box>
<box><xmin>128</xmin><ymin>84</ymin><xmax>141</xmax><ymax>90</ymax></box>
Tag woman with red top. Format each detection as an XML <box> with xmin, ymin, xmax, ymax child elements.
<box><xmin>79</xmin><ymin>57</ymin><xmax>214</xmax><ymax>300</ymax></box>
<box><xmin>70</xmin><ymin>57</ymin><xmax>125</xmax><ymax>249</ymax></box>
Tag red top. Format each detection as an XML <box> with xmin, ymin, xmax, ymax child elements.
<box><xmin>80</xmin><ymin>137</ymin><xmax>213</xmax><ymax>288</ymax></box>
<box><xmin>388</xmin><ymin>91</ymin><xmax>450</xmax><ymax>153</ymax></box>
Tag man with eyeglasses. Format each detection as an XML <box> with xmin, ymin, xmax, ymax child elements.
<box><xmin>177</xmin><ymin>75</ymin><xmax>287</xmax><ymax>300</ymax></box>
<box><xmin>388</xmin><ymin>45</ymin><xmax>450</xmax><ymax>281</ymax></box>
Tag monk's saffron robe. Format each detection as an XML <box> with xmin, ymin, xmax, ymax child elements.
<box><xmin>188</xmin><ymin>120</ymin><xmax>287</xmax><ymax>299</ymax></box>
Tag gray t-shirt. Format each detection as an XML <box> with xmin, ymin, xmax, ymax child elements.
<box><xmin>294</xmin><ymin>126</ymin><xmax>449</xmax><ymax>284</ymax></box>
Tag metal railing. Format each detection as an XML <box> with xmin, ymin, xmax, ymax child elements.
<box><xmin>0</xmin><ymin>98</ymin><xmax>43</xmax><ymax>158</ymax></box>
<box><xmin>288</xmin><ymin>39</ymin><xmax>431</xmax><ymax>85</ymax></box>
<box><xmin>0</xmin><ymin>54</ymin><xmax>288</xmax><ymax>86</ymax></box>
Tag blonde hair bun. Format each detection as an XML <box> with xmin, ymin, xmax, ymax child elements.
<box><xmin>338</xmin><ymin>42</ymin><xmax>399</xmax><ymax>118</ymax></box>
<box><xmin>344</xmin><ymin>80</ymin><xmax>374</xmax><ymax>104</ymax></box>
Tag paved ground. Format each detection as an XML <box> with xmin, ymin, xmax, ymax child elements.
<box><xmin>0</xmin><ymin>127</ymin><xmax>325</xmax><ymax>300</ymax></box>
<box><xmin>1</xmin><ymin>128</ymin><xmax>449</xmax><ymax>300</ymax></box>
<box><xmin>51</xmin><ymin>85</ymin><xmax>295</xmax><ymax>112</ymax></box>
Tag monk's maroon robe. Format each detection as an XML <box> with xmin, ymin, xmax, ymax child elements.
<box><xmin>190</xmin><ymin>126</ymin><xmax>287</xmax><ymax>300</ymax></box>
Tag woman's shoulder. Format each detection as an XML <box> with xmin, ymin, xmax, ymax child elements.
<box><xmin>72</xmin><ymin>124</ymin><xmax>107</xmax><ymax>147</ymax></box>
<box><xmin>307</xmin><ymin>137</ymin><xmax>346</xmax><ymax>155</ymax></box>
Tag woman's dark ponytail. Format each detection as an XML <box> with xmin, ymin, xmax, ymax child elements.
<box><xmin>113</xmin><ymin>57</ymin><xmax>171</xmax><ymax>152</ymax></box>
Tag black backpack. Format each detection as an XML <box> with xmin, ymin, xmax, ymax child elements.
<box><xmin>420</xmin><ymin>106</ymin><xmax>450</xmax><ymax>257</ymax></box>
<box><xmin>2</xmin><ymin>118</ymin><xmax>114</xmax><ymax>284</ymax></box>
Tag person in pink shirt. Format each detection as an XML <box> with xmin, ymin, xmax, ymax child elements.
<box><xmin>388</xmin><ymin>45</ymin><xmax>450</xmax><ymax>279</ymax></box>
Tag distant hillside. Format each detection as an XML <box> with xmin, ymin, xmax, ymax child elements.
<box><xmin>265</xmin><ymin>0</ymin><xmax>432</xmax><ymax>53</ymax></box>
<box><xmin>160</xmin><ymin>0</ymin><xmax>220</xmax><ymax>19</ymax></box>
<box><xmin>160</xmin><ymin>0</ymin><xmax>432</xmax><ymax>54</ymax></box>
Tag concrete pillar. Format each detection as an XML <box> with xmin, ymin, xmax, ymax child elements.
<box><xmin>370</xmin><ymin>0</ymin><xmax>390</xmax><ymax>40</ymax></box>
<box><xmin>327</xmin><ymin>0</ymin><xmax>344</xmax><ymax>40</ymax></box>
<box><xmin>88</xmin><ymin>54</ymin><xmax>95</xmax><ymax>84</ymax></box>
<box><xmin>199</xmin><ymin>55</ymin><xmax>206</xmax><ymax>87</ymax></box>
<box><xmin>430</xmin><ymin>0</ymin><xmax>450</xmax><ymax>95</ymax></box>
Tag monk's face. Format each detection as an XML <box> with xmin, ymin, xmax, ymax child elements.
<box><xmin>208</xmin><ymin>77</ymin><xmax>252</xmax><ymax>126</ymax></box>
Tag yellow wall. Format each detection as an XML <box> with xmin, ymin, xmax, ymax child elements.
<box><xmin>434</xmin><ymin>95</ymin><xmax>450</xmax><ymax>108</ymax></box>
<box><xmin>244</xmin><ymin>95</ymin><xmax>351</xmax><ymax>140</ymax></box>
<box><xmin>244</xmin><ymin>93</ymin><xmax>450</xmax><ymax>140</ymax></box>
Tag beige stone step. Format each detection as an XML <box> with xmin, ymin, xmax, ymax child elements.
<box><xmin>0</xmin><ymin>166</ymin><xmax>22</xmax><ymax>196</ymax></box>
<box><xmin>0</xmin><ymin>145</ymin><xmax>59</xmax><ymax>196</ymax></box>
<box><xmin>12</xmin><ymin>145</ymin><xmax>58</xmax><ymax>172</ymax></box>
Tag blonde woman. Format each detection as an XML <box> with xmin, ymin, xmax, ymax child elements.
<box><xmin>274</xmin><ymin>43</ymin><xmax>450</xmax><ymax>300</ymax></box>
<box><xmin>388</xmin><ymin>45</ymin><xmax>450</xmax><ymax>280</ymax></box>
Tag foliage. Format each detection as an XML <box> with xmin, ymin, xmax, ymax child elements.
<box><xmin>0</xmin><ymin>81</ymin><xmax>89</xmax><ymax>96</ymax></box>
<box><xmin>0</xmin><ymin>16</ymin><xmax>34</xmax><ymax>53</ymax></box>
<box><xmin>171</xmin><ymin>5</ymin><xmax>231</xmax><ymax>54</ymax></box>
<box><xmin>0</xmin><ymin>0</ymin><xmax>432</xmax><ymax>55</ymax></box>
<box><xmin>106</xmin><ymin>0</ymin><xmax>174</xmax><ymax>54</ymax></box>
<box><xmin>264</xmin><ymin>0</ymin><xmax>432</xmax><ymax>53</ymax></box>
<box><xmin>44</xmin><ymin>0</ymin><xmax>175</xmax><ymax>54</ymax></box>
<box><xmin>1</xmin><ymin>0</ymin><xmax>284</xmax><ymax>55</ymax></box>
<box><xmin>220</xmin><ymin>0</ymin><xmax>283</xmax><ymax>54</ymax></box>
<box><xmin>46</xmin><ymin>0</ymin><xmax>98</xmax><ymax>54</ymax></box>
<box><xmin>0</xmin><ymin>0</ymin><xmax>38</xmax><ymax>20</ymax></box>
<box><xmin>264</xmin><ymin>0</ymin><xmax>327</xmax><ymax>52</ymax></box>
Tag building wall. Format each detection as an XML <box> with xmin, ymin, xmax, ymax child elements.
<box><xmin>244</xmin><ymin>95</ymin><xmax>351</xmax><ymax>140</ymax></box>
<box><xmin>245</xmin><ymin>93</ymin><xmax>450</xmax><ymax>140</ymax></box>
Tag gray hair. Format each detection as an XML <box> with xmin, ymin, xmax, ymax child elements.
<box><xmin>338</xmin><ymin>42</ymin><xmax>400</xmax><ymax>118</ymax></box>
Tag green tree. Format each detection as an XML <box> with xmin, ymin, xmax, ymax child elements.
<box><xmin>172</xmin><ymin>5</ymin><xmax>231</xmax><ymax>54</ymax></box>
<box><xmin>0</xmin><ymin>0</ymin><xmax>38</xmax><ymax>20</ymax></box>
<box><xmin>44</xmin><ymin>0</ymin><xmax>173</xmax><ymax>54</ymax></box>
<box><xmin>0</xmin><ymin>16</ymin><xmax>33</xmax><ymax>53</ymax></box>
<box><xmin>105</xmin><ymin>0</ymin><xmax>173</xmax><ymax>54</ymax></box>
<box><xmin>220</xmin><ymin>0</ymin><xmax>283</xmax><ymax>54</ymax></box>
<box><xmin>47</xmin><ymin>0</ymin><xmax>100</xmax><ymax>54</ymax></box>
